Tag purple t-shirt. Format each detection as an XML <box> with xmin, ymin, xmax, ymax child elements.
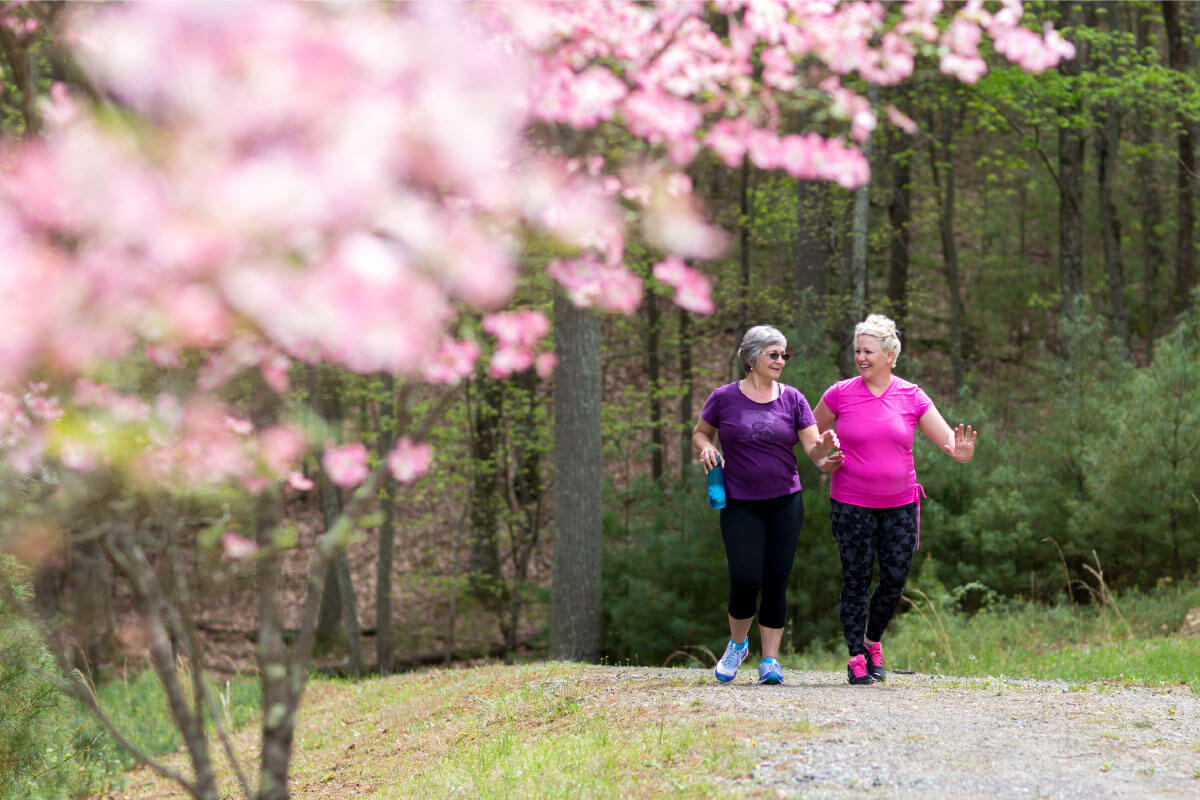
<box><xmin>699</xmin><ymin>381</ymin><xmax>817</xmax><ymax>501</ymax></box>
<box><xmin>821</xmin><ymin>375</ymin><xmax>932</xmax><ymax>508</ymax></box>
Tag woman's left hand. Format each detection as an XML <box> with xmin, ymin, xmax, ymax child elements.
<box><xmin>943</xmin><ymin>423</ymin><xmax>977</xmax><ymax>463</ymax></box>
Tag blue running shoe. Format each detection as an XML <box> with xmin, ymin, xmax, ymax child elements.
<box><xmin>758</xmin><ymin>657</ymin><xmax>784</xmax><ymax>685</ymax></box>
<box><xmin>714</xmin><ymin>639</ymin><xmax>749</xmax><ymax>682</ymax></box>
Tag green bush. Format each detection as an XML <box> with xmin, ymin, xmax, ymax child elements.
<box><xmin>1</xmin><ymin>560</ymin><xmax>67</xmax><ymax>800</ymax></box>
<box><xmin>2</xmin><ymin>557</ymin><xmax>261</xmax><ymax>799</ymax></box>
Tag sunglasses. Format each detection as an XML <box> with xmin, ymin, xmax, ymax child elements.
<box><xmin>764</xmin><ymin>351</ymin><xmax>792</xmax><ymax>362</ymax></box>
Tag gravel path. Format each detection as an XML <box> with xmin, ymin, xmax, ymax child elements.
<box><xmin>604</xmin><ymin>667</ymin><xmax>1200</xmax><ymax>799</ymax></box>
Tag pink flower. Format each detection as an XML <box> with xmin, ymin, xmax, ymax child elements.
<box><xmin>652</xmin><ymin>257</ymin><xmax>715</xmax><ymax>314</ymax></box>
<box><xmin>220</xmin><ymin>532</ymin><xmax>258</xmax><ymax>560</ymax></box>
<box><xmin>548</xmin><ymin>256</ymin><xmax>643</xmax><ymax>313</ymax></box>
<box><xmin>535</xmin><ymin>351</ymin><xmax>558</xmax><ymax>378</ymax></box>
<box><xmin>260</xmin><ymin>424</ymin><xmax>306</xmax><ymax>477</ymax></box>
<box><xmin>387</xmin><ymin>437</ymin><xmax>432</xmax><ymax>483</ymax></box>
<box><xmin>323</xmin><ymin>441</ymin><xmax>369</xmax><ymax>488</ymax></box>
<box><xmin>423</xmin><ymin>337</ymin><xmax>481</xmax><ymax>384</ymax></box>
<box><xmin>287</xmin><ymin>471</ymin><xmax>314</xmax><ymax>491</ymax></box>
<box><xmin>260</xmin><ymin>353</ymin><xmax>291</xmax><ymax>393</ymax></box>
<box><xmin>483</xmin><ymin>309</ymin><xmax>552</xmax><ymax>378</ymax></box>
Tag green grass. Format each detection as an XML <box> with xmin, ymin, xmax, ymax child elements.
<box><xmin>121</xmin><ymin>663</ymin><xmax>761</xmax><ymax>800</ymax></box>
<box><xmin>1</xmin><ymin>666</ymin><xmax>261</xmax><ymax>800</ymax></box>
<box><xmin>787</xmin><ymin>578</ymin><xmax>1200</xmax><ymax>689</ymax></box>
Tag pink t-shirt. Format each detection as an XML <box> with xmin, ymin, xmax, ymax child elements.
<box><xmin>822</xmin><ymin>376</ymin><xmax>932</xmax><ymax>508</ymax></box>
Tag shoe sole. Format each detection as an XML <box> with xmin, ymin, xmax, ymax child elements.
<box><xmin>715</xmin><ymin>672</ymin><xmax>736</xmax><ymax>683</ymax></box>
<box><xmin>759</xmin><ymin>676</ymin><xmax>783</xmax><ymax>685</ymax></box>
<box><xmin>847</xmin><ymin>674</ymin><xmax>874</xmax><ymax>685</ymax></box>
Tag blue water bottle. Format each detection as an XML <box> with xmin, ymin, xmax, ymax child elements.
<box><xmin>706</xmin><ymin>456</ymin><xmax>726</xmax><ymax>510</ymax></box>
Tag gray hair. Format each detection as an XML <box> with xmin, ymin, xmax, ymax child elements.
<box><xmin>854</xmin><ymin>314</ymin><xmax>901</xmax><ymax>360</ymax></box>
<box><xmin>738</xmin><ymin>325</ymin><xmax>787</xmax><ymax>374</ymax></box>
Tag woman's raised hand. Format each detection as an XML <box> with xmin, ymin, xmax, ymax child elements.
<box><xmin>943</xmin><ymin>423</ymin><xmax>977</xmax><ymax>463</ymax></box>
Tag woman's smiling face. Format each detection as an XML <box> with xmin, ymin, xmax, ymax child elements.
<box><xmin>755</xmin><ymin>343</ymin><xmax>789</xmax><ymax>377</ymax></box>
<box><xmin>855</xmin><ymin>335</ymin><xmax>892</xmax><ymax>375</ymax></box>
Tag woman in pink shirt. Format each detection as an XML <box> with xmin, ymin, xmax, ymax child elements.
<box><xmin>814</xmin><ymin>314</ymin><xmax>977</xmax><ymax>685</ymax></box>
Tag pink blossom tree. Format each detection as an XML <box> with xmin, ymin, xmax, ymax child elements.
<box><xmin>0</xmin><ymin>2</ymin><xmax>1071</xmax><ymax>798</ymax></box>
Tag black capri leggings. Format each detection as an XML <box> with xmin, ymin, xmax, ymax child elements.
<box><xmin>830</xmin><ymin>499</ymin><xmax>918</xmax><ymax>657</ymax></box>
<box><xmin>719</xmin><ymin>491</ymin><xmax>804</xmax><ymax>629</ymax></box>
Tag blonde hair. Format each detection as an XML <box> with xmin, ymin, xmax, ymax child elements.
<box><xmin>854</xmin><ymin>314</ymin><xmax>901</xmax><ymax>360</ymax></box>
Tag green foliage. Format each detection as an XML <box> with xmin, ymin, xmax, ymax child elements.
<box><xmin>876</xmin><ymin>573</ymin><xmax>1200</xmax><ymax>687</ymax></box>
<box><xmin>0</xmin><ymin>564</ymin><xmax>262</xmax><ymax>800</ymax></box>
<box><xmin>601</xmin><ymin>476</ymin><xmax>729</xmax><ymax>666</ymax></box>
<box><xmin>0</xmin><ymin>558</ymin><xmax>69</xmax><ymax>800</ymax></box>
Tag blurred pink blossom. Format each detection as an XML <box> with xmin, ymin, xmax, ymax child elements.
<box><xmin>387</xmin><ymin>437</ymin><xmax>432</xmax><ymax>484</ymax></box>
<box><xmin>260</xmin><ymin>424</ymin><xmax>306</xmax><ymax>477</ymax></box>
<box><xmin>220</xmin><ymin>532</ymin><xmax>258</xmax><ymax>560</ymax></box>
<box><xmin>652</xmin><ymin>257</ymin><xmax>715</xmax><ymax>315</ymax></box>
<box><xmin>287</xmin><ymin>471</ymin><xmax>314</xmax><ymax>491</ymax></box>
<box><xmin>423</xmin><ymin>338</ymin><xmax>481</xmax><ymax>385</ymax></box>
<box><xmin>323</xmin><ymin>442</ymin><xmax>369</xmax><ymax>489</ymax></box>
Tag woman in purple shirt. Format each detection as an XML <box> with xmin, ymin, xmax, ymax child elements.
<box><xmin>814</xmin><ymin>314</ymin><xmax>977</xmax><ymax>685</ymax></box>
<box><xmin>693</xmin><ymin>325</ymin><xmax>841</xmax><ymax>685</ymax></box>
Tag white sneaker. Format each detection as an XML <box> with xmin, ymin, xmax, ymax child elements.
<box><xmin>714</xmin><ymin>639</ymin><xmax>749</xmax><ymax>682</ymax></box>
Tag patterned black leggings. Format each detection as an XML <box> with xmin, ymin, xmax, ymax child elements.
<box><xmin>719</xmin><ymin>491</ymin><xmax>804</xmax><ymax>629</ymax></box>
<box><xmin>830</xmin><ymin>499</ymin><xmax>918</xmax><ymax>657</ymax></box>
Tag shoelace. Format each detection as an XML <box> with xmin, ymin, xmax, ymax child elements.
<box><xmin>720</xmin><ymin>646</ymin><xmax>744</xmax><ymax>668</ymax></box>
<box><xmin>849</xmin><ymin>655</ymin><xmax>869</xmax><ymax>677</ymax></box>
<box><xmin>868</xmin><ymin>643</ymin><xmax>885</xmax><ymax>667</ymax></box>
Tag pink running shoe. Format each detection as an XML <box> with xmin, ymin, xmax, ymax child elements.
<box><xmin>847</xmin><ymin>653</ymin><xmax>873</xmax><ymax>685</ymax></box>
<box><xmin>866</xmin><ymin>641</ymin><xmax>887</xmax><ymax>682</ymax></box>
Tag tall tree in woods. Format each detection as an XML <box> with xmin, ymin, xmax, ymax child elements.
<box><xmin>1133</xmin><ymin>4</ymin><xmax>1167</xmax><ymax>348</ymax></box>
<box><xmin>0</xmin><ymin>2</ymin><xmax>1072</xmax><ymax>798</ymax></box>
<box><xmin>885</xmin><ymin>89</ymin><xmax>914</xmax><ymax>337</ymax></box>
<box><xmin>1057</xmin><ymin>3</ymin><xmax>1087</xmax><ymax>349</ymax></box>
<box><xmin>926</xmin><ymin>80</ymin><xmax>968</xmax><ymax>391</ymax></box>
<box><xmin>549</xmin><ymin>296</ymin><xmax>604</xmax><ymax>662</ymax></box>
<box><xmin>1162</xmin><ymin>0</ymin><xmax>1196</xmax><ymax>318</ymax></box>
<box><xmin>1090</xmin><ymin>1</ymin><xmax>1130</xmax><ymax>354</ymax></box>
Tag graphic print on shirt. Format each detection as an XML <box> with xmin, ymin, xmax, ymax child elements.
<box><xmin>744</xmin><ymin>410</ymin><xmax>784</xmax><ymax>443</ymax></box>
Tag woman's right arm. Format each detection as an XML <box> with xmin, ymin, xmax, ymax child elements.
<box><xmin>813</xmin><ymin>398</ymin><xmax>837</xmax><ymax>433</ymax></box>
<box><xmin>692</xmin><ymin>418</ymin><xmax>721</xmax><ymax>473</ymax></box>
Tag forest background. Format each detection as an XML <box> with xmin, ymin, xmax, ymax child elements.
<box><xmin>0</xmin><ymin>1</ymin><xmax>1198</xmax><ymax>799</ymax></box>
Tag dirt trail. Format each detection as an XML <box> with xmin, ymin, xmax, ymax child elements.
<box><xmin>611</xmin><ymin>666</ymin><xmax>1200</xmax><ymax>799</ymax></box>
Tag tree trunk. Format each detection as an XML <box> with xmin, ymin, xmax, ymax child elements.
<box><xmin>1095</xmin><ymin>87</ymin><xmax>1130</xmax><ymax>354</ymax></box>
<box><xmin>467</xmin><ymin>373</ymin><xmax>504</xmax><ymax>616</ymax></box>
<box><xmin>255</xmin><ymin>491</ymin><xmax>294</xmax><ymax>800</ymax></box>
<box><xmin>794</xmin><ymin>179</ymin><xmax>831</xmax><ymax>303</ymax></box>
<box><xmin>644</xmin><ymin>290</ymin><xmax>664</xmax><ymax>482</ymax></box>
<box><xmin>549</xmin><ymin>292</ymin><xmax>604</xmax><ymax>663</ymax></box>
<box><xmin>506</xmin><ymin>369</ymin><xmax>545</xmax><ymax>662</ymax></box>
<box><xmin>843</xmin><ymin>85</ymin><xmax>877</xmax><ymax>376</ymax></box>
<box><xmin>1057</xmin><ymin>6</ymin><xmax>1086</xmax><ymax>351</ymax></box>
<box><xmin>1163</xmin><ymin>0</ymin><xmax>1197</xmax><ymax>317</ymax></box>
<box><xmin>737</xmin><ymin>156</ymin><xmax>754</xmax><ymax>335</ymax></box>
<box><xmin>886</xmin><ymin>120</ymin><xmax>913</xmax><ymax>336</ymax></box>
<box><xmin>374</xmin><ymin>375</ymin><xmax>397</xmax><ymax>674</ymax></box>
<box><xmin>1135</xmin><ymin>6</ymin><xmax>1166</xmax><ymax>348</ymax></box>
<box><xmin>310</xmin><ymin>368</ymin><xmax>363</xmax><ymax>675</ymax></box>
<box><xmin>678</xmin><ymin>308</ymin><xmax>693</xmax><ymax>482</ymax></box>
<box><xmin>927</xmin><ymin>87</ymin><xmax>965</xmax><ymax>392</ymax></box>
